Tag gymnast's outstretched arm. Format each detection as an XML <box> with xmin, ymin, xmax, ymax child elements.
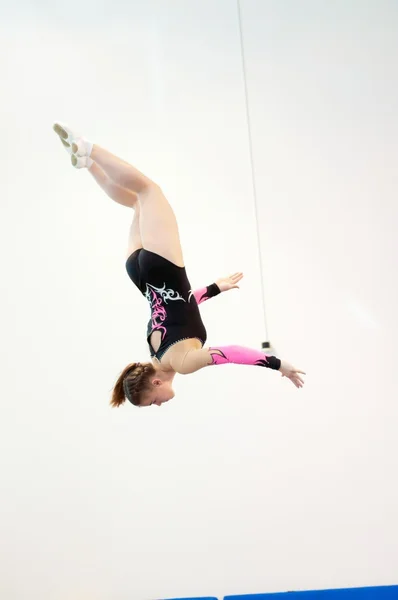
<box><xmin>170</xmin><ymin>345</ymin><xmax>306</xmax><ymax>389</ymax></box>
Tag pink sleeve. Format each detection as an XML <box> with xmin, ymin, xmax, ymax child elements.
<box><xmin>171</xmin><ymin>345</ymin><xmax>281</xmax><ymax>375</ymax></box>
<box><xmin>209</xmin><ymin>345</ymin><xmax>281</xmax><ymax>370</ymax></box>
<box><xmin>192</xmin><ymin>283</ymin><xmax>221</xmax><ymax>305</ymax></box>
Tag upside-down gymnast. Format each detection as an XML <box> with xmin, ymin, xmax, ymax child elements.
<box><xmin>53</xmin><ymin>123</ymin><xmax>305</xmax><ymax>408</ymax></box>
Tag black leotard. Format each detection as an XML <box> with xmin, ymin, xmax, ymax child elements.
<box><xmin>126</xmin><ymin>249</ymin><xmax>208</xmax><ymax>361</ymax></box>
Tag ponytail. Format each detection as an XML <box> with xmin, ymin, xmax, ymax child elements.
<box><xmin>110</xmin><ymin>362</ymin><xmax>156</xmax><ymax>408</ymax></box>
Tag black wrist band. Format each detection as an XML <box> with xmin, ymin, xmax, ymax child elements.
<box><xmin>208</xmin><ymin>283</ymin><xmax>221</xmax><ymax>297</ymax></box>
<box><xmin>266</xmin><ymin>356</ymin><xmax>281</xmax><ymax>370</ymax></box>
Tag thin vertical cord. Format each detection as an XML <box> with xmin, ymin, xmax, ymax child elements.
<box><xmin>237</xmin><ymin>0</ymin><xmax>270</xmax><ymax>346</ymax></box>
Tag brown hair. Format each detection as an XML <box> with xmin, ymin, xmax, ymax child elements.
<box><xmin>110</xmin><ymin>362</ymin><xmax>157</xmax><ymax>407</ymax></box>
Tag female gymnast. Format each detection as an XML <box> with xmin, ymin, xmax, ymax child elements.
<box><xmin>53</xmin><ymin>123</ymin><xmax>305</xmax><ymax>408</ymax></box>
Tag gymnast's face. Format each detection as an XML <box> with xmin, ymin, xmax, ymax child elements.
<box><xmin>141</xmin><ymin>379</ymin><xmax>175</xmax><ymax>407</ymax></box>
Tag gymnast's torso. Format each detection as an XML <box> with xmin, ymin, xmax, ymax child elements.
<box><xmin>125</xmin><ymin>249</ymin><xmax>207</xmax><ymax>364</ymax></box>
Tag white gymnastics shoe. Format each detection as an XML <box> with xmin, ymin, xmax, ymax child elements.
<box><xmin>71</xmin><ymin>154</ymin><xmax>93</xmax><ymax>169</ymax></box>
<box><xmin>53</xmin><ymin>122</ymin><xmax>93</xmax><ymax>157</ymax></box>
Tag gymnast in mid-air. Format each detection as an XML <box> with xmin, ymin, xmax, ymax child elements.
<box><xmin>53</xmin><ymin>123</ymin><xmax>305</xmax><ymax>408</ymax></box>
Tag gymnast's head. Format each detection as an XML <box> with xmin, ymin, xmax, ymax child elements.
<box><xmin>111</xmin><ymin>362</ymin><xmax>176</xmax><ymax>408</ymax></box>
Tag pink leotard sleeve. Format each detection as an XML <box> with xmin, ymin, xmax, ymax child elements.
<box><xmin>209</xmin><ymin>345</ymin><xmax>281</xmax><ymax>370</ymax></box>
<box><xmin>171</xmin><ymin>344</ymin><xmax>281</xmax><ymax>374</ymax></box>
<box><xmin>192</xmin><ymin>283</ymin><xmax>221</xmax><ymax>305</ymax></box>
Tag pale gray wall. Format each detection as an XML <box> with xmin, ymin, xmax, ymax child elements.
<box><xmin>0</xmin><ymin>1</ymin><xmax>397</xmax><ymax>599</ymax></box>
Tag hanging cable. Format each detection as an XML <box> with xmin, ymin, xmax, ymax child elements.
<box><xmin>236</xmin><ymin>0</ymin><xmax>271</xmax><ymax>351</ymax></box>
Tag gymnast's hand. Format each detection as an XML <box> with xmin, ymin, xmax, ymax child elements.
<box><xmin>216</xmin><ymin>272</ymin><xmax>244</xmax><ymax>292</ymax></box>
<box><xmin>279</xmin><ymin>360</ymin><xmax>306</xmax><ymax>389</ymax></box>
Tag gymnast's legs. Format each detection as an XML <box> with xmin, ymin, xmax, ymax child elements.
<box><xmin>53</xmin><ymin>123</ymin><xmax>185</xmax><ymax>267</ymax></box>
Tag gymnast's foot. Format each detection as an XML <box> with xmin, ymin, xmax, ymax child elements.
<box><xmin>53</xmin><ymin>122</ymin><xmax>93</xmax><ymax>169</ymax></box>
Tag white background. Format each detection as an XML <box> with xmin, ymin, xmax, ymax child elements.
<box><xmin>1</xmin><ymin>1</ymin><xmax>397</xmax><ymax>599</ymax></box>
